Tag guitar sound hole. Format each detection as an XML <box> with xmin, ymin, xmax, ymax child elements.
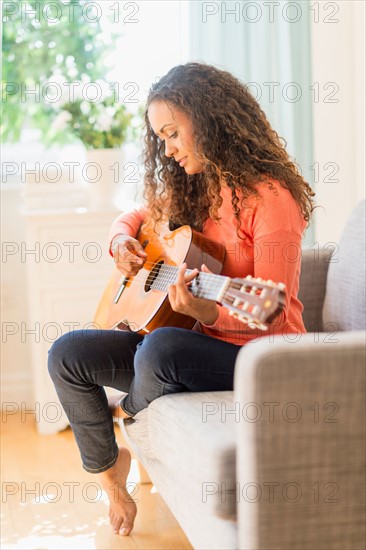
<box><xmin>144</xmin><ymin>260</ymin><xmax>164</xmax><ymax>292</ymax></box>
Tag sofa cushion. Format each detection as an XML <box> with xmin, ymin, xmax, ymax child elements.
<box><xmin>323</xmin><ymin>200</ymin><xmax>366</xmax><ymax>331</ymax></box>
<box><xmin>122</xmin><ymin>391</ymin><xmax>238</xmax><ymax>520</ymax></box>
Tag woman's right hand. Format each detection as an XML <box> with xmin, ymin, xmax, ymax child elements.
<box><xmin>111</xmin><ymin>235</ymin><xmax>148</xmax><ymax>277</ymax></box>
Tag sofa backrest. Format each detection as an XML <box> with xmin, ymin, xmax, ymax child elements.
<box><xmin>299</xmin><ymin>249</ymin><xmax>330</xmax><ymax>332</ymax></box>
<box><xmin>322</xmin><ymin>200</ymin><xmax>366</xmax><ymax>331</ymax></box>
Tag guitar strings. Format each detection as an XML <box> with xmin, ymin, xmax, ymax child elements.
<box><xmin>118</xmin><ymin>270</ymin><xmax>226</xmax><ymax>289</ymax></box>
<box><xmin>113</xmin><ymin>262</ymin><xmax>269</xmax><ymax>309</ymax></box>
<box><xmin>114</xmin><ymin>261</ymin><xmax>261</xmax><ymax>291</ymax></box>
<box><xmin>113</xmin><ymin>261</ymin><xmax>227</xmax><ymax>284</ymax></box>
<box><xmin>113</xmin><ymin>259</ymin><xmax>264</xmax><ymax>286</ymax></box>
<box><xmin>121</xmin><ymin>267</ymin><xmax>227</xmax><ymax>285</ymax></box>
<box><xmin>113</xmin><ymin>278</ymin><xmax>223</xmax><ymax>301</ymax></box>
<box><xmin>114</xmin><ymin>263</ymin><xmax>228</xmax><ymax>299</ymax></box>
<box><xmin>113</xmin><ymin>274</ymin><xmax>264</xmax><ymax>306</ymax></box>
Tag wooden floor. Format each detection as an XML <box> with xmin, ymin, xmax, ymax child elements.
<box><xmin>0</xmin><ymin>413</ymin><xmax>192</xmax><ymax>550</ymax></box>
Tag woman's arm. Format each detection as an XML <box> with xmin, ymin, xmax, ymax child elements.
<box><xmin>108</xmin><ymin>207</ymin><xmax>148</xmax><ymax>256</ymax></box>
<box><xmin>201</xmin><ymin>229</ymin><xmax>303</xmax><ymax>333</ymax></box>
<box><xmin>200</xmin><ymin>182</ymin><xmax>307</xmax><ymax>344</ymax></box>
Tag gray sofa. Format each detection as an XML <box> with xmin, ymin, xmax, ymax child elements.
<box><xmin>120</xmin><ymin>201</ymin><xmax>365</xmax><ymax>550</ymax></box>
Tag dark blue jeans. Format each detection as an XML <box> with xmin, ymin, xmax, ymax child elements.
<box><xmin>48</xmin><ymin>327</ymin><xmax>241</xmax><ymax>473</ymax></box>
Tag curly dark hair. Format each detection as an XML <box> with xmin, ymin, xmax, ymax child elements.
<box><xmin>142</xmin><ymin>62</ymin><xmax>315</xmax><ymax>235</ymax></box>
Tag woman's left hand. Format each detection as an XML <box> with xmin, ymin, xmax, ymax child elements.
<box><xmin>168</xmin><ymin>263</ymin><xmax>219</xmax><ymax>325</ymax></box>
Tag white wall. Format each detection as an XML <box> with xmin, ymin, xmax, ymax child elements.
<box><xmin>1</xmin><ymin>185</ymin><xmax>31</xmax><ymax>403</ymax></box>
<box><xmin>310</xmin><ymin>0</ymin><xmax>365</xmax><ymax>244</ymax></box>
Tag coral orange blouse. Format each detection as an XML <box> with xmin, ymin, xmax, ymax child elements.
<box><xmin>108</xmin><ymin>179</ymin><xmax>307</xmax><ymax>345</ymax></box>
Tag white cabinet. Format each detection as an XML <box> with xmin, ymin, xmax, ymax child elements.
<box><xmin>24</xmin><ymin>208</ymin><xmax>120</xmax><ymax>434</ymax></box>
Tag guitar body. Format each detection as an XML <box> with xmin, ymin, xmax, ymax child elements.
<box><xmin>94</xmin><ymin>226</ymin><xmax>226</xmax><ymax>333</ymax></box>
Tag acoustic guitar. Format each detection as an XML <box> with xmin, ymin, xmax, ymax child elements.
<box><xmin>94</xmin><ymin>225</ymin><xmax>286</xmax><ymax>334</ymax></box>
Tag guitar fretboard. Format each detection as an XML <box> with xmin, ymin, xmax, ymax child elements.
<box><xmin>150</xmin><ymin>264</ymin><xmax>229</xmax><ymax>302</ymax></box>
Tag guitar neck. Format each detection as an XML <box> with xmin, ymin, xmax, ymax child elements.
<box><xmin>152</xmin><ymin>263</ymin><xmax>285</xmax><ymax>329</ymax></box>
<box><xmin>152</xmin><ymin>265</ymin><xmax>229</xmax><ymax>303</ymax></box>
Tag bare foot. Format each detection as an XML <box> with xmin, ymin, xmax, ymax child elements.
<box><xmin>98</xmin><ymin>447</ymin><xmax>137</xmax><ymax>535</ymax></box>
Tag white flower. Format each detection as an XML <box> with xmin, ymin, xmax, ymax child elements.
<box><xmin>46</xmin><ymin>74</ymin><xmax>71</xmax><ymax>108</ymax></box>
<box><xmin>51</xmin><ymin>111</ymin><xmax>72</xmax><ymax>132</ymax></box>
<box><xmin>80</xmin><ymin>101</ymin><xmax>90</xmax><ymax>115</ymax></box>
<box><xmin>46</xmin><ymin>74</ymin><xmax>88</xmax><ymax>107</ymax></box>
<box><xmin>95</xmin><ymin>112</ymin><xmax>114</xmax><ymax>132</ymax></box>
<box><xmin>95</xmin><ymin>79</ymin><xmax>113</xmax><ymax>101</ymax></box>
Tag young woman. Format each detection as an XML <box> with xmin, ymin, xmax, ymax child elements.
<box><xmin>48</xmin><ymin>62</ymin><xmax>315</xmax><ymax>536</ymax></box>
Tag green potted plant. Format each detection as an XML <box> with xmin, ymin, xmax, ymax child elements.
<box><xmin>49</xmin><ymin>80</ymin><xmax>133</xmax><ymax>149</ymax></box>
<box><xmin>1</xmin><ymin>0</ymin><xmax>116</xmax><ymax>144</ymax></box>
<box><xmin>49</xmin><ymin>77</ymin><xmax>135</xmax><ymax>209</ymax></box>
<box><xmin>2</xmin><ymin>0</ymin><xmax>140</xmax><ymax>210</ymax></box>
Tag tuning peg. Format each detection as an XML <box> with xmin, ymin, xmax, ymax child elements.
<box><xmin>232</xmin><ymin>311</ymin><xmax>247</xmax><ymax>322</ymax></box>
<box><xmin>240</xmin><ymin>317</ymin><xmax>249</xmax><ymax>325</ymax></box>
<box><xmin>247</xmin><ymin>320</ymin><xmax>268</xmax><ymax>331</ymax></box>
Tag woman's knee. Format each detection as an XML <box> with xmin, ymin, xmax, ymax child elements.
<box><xmin>48</xmin><ymin>330</ymin><xmax>84</xmax><ymax>381</ymax></box>
<box><xmin>134</xmin><ymin>327</ymin><xmax>184</xmax><ymax>375</ymax></box>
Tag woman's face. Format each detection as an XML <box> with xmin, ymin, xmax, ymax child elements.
<box><xmin>147</xmin><ymin>100</ymin><xmax>204</xmax><ymax>175</ymax></box>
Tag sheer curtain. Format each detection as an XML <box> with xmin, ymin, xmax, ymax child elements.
<box><xmin>100</xmin><ymin>0</ymin><xmax>315</xmax><ymax>240</ymax></box>
<box><xmin>188</xmin><ymin>1</ymin><xmax>314</xmax><ymax>243</ymax></box>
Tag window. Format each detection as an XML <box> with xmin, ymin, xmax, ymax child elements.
<box><xmin>1</xmin><ymin>1</ymin><xmax>190</xmax><ymax>186</ymax></box>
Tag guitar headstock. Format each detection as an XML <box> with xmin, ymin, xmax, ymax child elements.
<box><xmin>221</xmin><ymin>275</ymin><xmax>286</xmax><ymax>330</ymax></box>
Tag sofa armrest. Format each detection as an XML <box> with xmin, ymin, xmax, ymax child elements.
<box><xmin>234</xmin><ymin>331</ymin><xmax>366</xmax><ymax>550</ymax></box>
<box><xmin>299</xmin><ymin>248</ymin><xmax>331</xmax><ymax>331</ymax></box>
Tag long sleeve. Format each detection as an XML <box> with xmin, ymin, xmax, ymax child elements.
<box><xmin>199</xmin><ymin>180</ymin><xmax>307</xmax><ymax>345</ymax></box>
<box><xmin>106</xmin><ymin>179</ymin><xmax>307</xmax><ymax>346</ymax></box>
<box><xmin>108</xmin><ymin>207</ymin><xmax>148</xmax><ymax>256</ymax></box>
